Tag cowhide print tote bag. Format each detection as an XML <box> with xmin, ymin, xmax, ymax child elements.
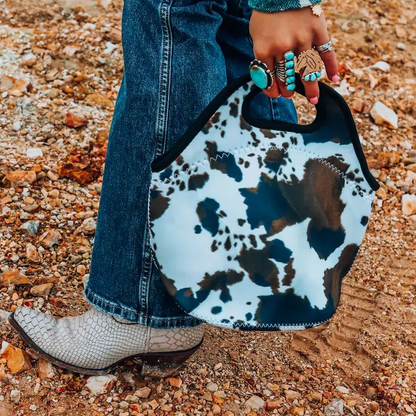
<box><xmin>148</xmin><ymin>73</ymin><xmax>379</xmax><ymax>331</ymax></box>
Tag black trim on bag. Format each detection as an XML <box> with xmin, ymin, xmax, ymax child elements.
<box><xmin>151</xmin><ymin>73</ymin><xmax>379</xmax><ymax>192</ymax></box>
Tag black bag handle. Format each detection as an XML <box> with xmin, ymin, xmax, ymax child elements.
<box><xmin>152</xmin><ymin>72</ymin><xmax>379</xmax><ymax>191</ymax></box>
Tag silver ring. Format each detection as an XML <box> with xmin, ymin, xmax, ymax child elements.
<box><xmin>274</xmin><ymin>51</ymin><xmax>296</xmax><ymax>91</ymax></box>
<box><xmin>313</xmin><ymin>39</ymin><xmax>333</xmax><ymax>54</ymax></box>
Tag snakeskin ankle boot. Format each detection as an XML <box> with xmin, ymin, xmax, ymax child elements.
<box><xmin>8</xmin><ymin>306</ymin><xmax>204</xmax><ymax>377</ymax></box>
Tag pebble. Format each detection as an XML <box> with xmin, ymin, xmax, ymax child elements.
<box><xmin>19</xmin><ymin>221</ymin><xmax>40</xmax><ymax>236</ymax></box>
<box><xmin>0</xmin><ymin>310</ymin><xmax>10</xmax><ymax>323</ymax></box>
<box><xmin>397</xmin><ymin>42</ymin><xmax>406</xmax><ymax>50</ymax></box>
<box><xmin>370</xmin><ymin>101</ymin><xmax>398</xmax><ymax>129</ymax></box>
<box><xmin>285</xmin><ymin>390</ymin><xmax>301</xmax><ymax>401</ymax></box>
<box><xmin>212</xmin><ymin>404</ymin><xmax>221</xmax><ymax>414</ymax></box>
<box><xmin>0</xmin><ymin>342</ymin><xmax>32</xmax><ymax>374</ymax></box>
<box><xmin>324</xmin><ymin>399</ymin><xmax>344</xmax><ymax>416</ymax></box>
<box><xmin>30</xmin><ymin>283</ymin><xmax>54</xmax><ymax>296</ymax></box>
<box><xmin>21</xmin><ymin>52</ymin><xmax>37</xmax><ymax>67</ymax></box>
<box><xmin>10</xmin><ymin>389</ymin><xmax>21</xmax><ymax>403</ymax></box>
<box><xmin>336</xmin><ymin>386</ymin><xmax>349</xmax><ymax>394</ymax></box>
<box><xmin>207</xmin><ymin>382</ymin><xmax>219</xmax><ymax>392</ymax></box>
<box><xmin>26</xmin><ymin>242</ymin><xmax>41</xmax><ymax>263</ymax></box>
<box><xmin>371</xmin><ymin>61</ymin><xmax>390</xmax><ymax>72</ymax></box>
<box><xmin>266</xmin><ymin>400</ymin><xmax>280</xmax><ymax>410</ymax></box>
<box><xmin>37</xmin><ymin>358</ymin><xmax>55</xmax><ymax>379</ymax></box>
<box><xmin>402</xmin><ymin>194</ymin><xmax>416</xmax><ymax>216</ymax></box>
<box><xmin>135</xmin><ymin>387</ymin><xmax>151</xmax><ymax>398</ymax></box>
<box><xmin>85</xmin><ymin>375</ymin><xmax>117</xmax><ymax>394</ymax></box>
<box><xmin>5</xmin><ymin>170</ymin><xmax>37</xmax><ymax>187</ymax></box>
<box><xmin>39</xmin><ymin>230</ymin><xmax>62</xmax><ymax>248</ymax></box>
<box><xmin>246</xmin><ymin>395</ymin><xmax>264</xmax><ymax>410</ymax></box>
<box><xmin>26</xmin><ymin>148</ymin><xmax>43</xmax><ymax>158</ymax></box>
<box><xmin>167</xmin><ymin>377</ymin><xmax>182</xmax><ymax>388</ymax></box>
<box><xmin>80</xmin><ymin>218</ymin><xmax>97</xmax><ymax>235</ymax></box>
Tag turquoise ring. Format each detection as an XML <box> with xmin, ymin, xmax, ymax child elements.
<box><xmin>275</xmin><ymin>51</ymin><xmax>296</xmax><ymax>91</ymax></box>
<box><xmin>249</xmin><ymin>59</ymin><xmax>276</xmax><ymax>90</ymax></box>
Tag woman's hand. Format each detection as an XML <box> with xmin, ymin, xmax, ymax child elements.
<box><xmin>249</xmin><ymin>7</ymin><xmax>338</xmax><ymax>104</ymax></box>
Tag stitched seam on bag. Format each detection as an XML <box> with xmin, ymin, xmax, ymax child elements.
<box><xmin>148</xmin><ymin>245</ymin><xmax>336</xmax><ymax>330</ymax></box>
<box><xmin>152</xmin><ymin>144</ymin><xmax>374</xmax><ymax>200</ymax></box>
<box><xmin>149</xmin><ymin>224</ymin><xmax>369</xmax><ymax>329</ymax></box>
<box><xmin>148</xmin><ymin>142</ymin><xmax>375</xmax><ymax>329</ymax></box>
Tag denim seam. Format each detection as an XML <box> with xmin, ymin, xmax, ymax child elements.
<box><xmin>84</xmin><ymin>285</ymin><xmax>201</xmax><ymax>328</ymax></box>
<box><xmin>155</xmin><ymin>0</ymin><xmax>174</xmax><ymax>158</ymax></box>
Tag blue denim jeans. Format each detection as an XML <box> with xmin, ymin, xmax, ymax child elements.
<box><xmin>84</xmin><ymin>0</ymin><xmax>297</xmax><ymax>329</ymax></box>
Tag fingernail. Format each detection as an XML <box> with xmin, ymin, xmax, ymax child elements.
<box><xmin>331</xmin><ymin>75</ymin><xmax>339</xmax><ymax>83</ymax></box>
<box><xmin>310</xmin><ymin>97</ymin><xmax>319</xmax><ymax>105</ymax></box>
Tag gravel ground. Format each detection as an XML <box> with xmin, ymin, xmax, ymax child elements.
<box><xmin>0</xmin><ymin>0</ymin><xmax>415</xmax><ymax>414</ymax></box>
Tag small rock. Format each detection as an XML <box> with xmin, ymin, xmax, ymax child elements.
<box><xmin>30</xmin><ymin>283</ymin><xmax>53</xmax><ymax>297</ymax></box>
<box><xmin>352</xmin><ymin>98</ymin><xmax>367</xmax><ymax>113</ymax></box>
<box><xmin>97</xmin><ymin>0</ymin><xmax>113</xmax><ymax>9</ymax></box>
<box><xmin>395</xmin><ymin>26</ymin><xmax>406</xmax><ymax>38</ymax></box>
<box><xmin>167</xmin><ymin>377</ymin><xmax>182</xmax><ymax>388</ymax></box>
<box><xmin>285</xmin><ymin>390</ymin><xmax>301</xmax><ymax>401</ymax></box>
<box><xmin>4</xmin><ymin>170</ymin><xmax>37</xmax><ymax>187</ymax></box>
<box><xmin>26</xmin><ymin>148</ymin><xmax>43</xmax><ymax>159</ymax></box>
<box><xmin>29</xmin><ymin>405</ymin><xmax>37</xmax><ymax>411</ymax></box>
<box><xmin>201</xmin><ymin>392</ymin><xmax>213</xmax><ymax>401</ymax></box>
<box><xmin>21</xmin><ymin>53</ymin><xmax>37</xmax><ymax>67</ymax></box>
<box><xmin>12</xmin><ymin>121</ymin><xmax>21</xmax><ymax>131</ymax></box>
<box><xmin>148</xmin><ymin>399</ymin><xmax>159</xmax><ymax>409</ymax></box>
<box><xmin>207</xmin><ymin>382</ymin><xmax>218</xmax><ymax>392</ymax></box>
<box><xmin>10</xmin><ymin>389</ymin><xmax>21</xmax><ymax>403</ymax></box>
<box><xmin>0</xmin><ymin>310</ymin><xmax>10</xmax><ymax>323</ymax></box>
<box><xmin>63</xmin><ymin>45</ymin><xmax>81</xmax><ymax>57</ymax></box>
<box><xmin>39</xmin><ymin>230</ymin><xmax>62</xmax><ymax>248</ymax></box>
<box><xmin>82</xmin><ymin>274</ymin><xmax>90</xmax><ymax>290</ymax></box>
<box><xmin>402</xmin><ymin>194</ymin><xmax>416</xmax><ymax>216</ymax></box>
<box><xmin>246</xmin><ymin>395</ymin><xmax>264</xmax><ymax>410</ymax></box>
<box><xmin>77</xmin><ymin>265</ymin><xmax>86</xmax><ymax>275</ymax></box>
<box><xmin>0</xmin><ymin>342</ymin><xmax>32</xmax><ymax>374</ymax></box>
<box><xmin>37</xmin><ymin>358</ymin><xmax>55</xmax><ymax>379</ymax></box>
<box><xmin>266</xmin><ymin>400</ymin><xmax>280</xmax><ymax>410</ymax></box>
<box><xmin>212</xmin><ymin>404</ymin><xmax>221</xmax><ymax>415</ymax></box>
<box><xmin>369</xmin><ymin>401</ymin><xmax>379</xmax><ymax>412</ymax></box>
<box><xmin>135</xmin><ymin>387</ymin><xmax>151</xmax><ymax>399</ymax></box>
<box><xmin>22</xmin><ymin>203</ymin><xmax>39</xmax><ymax>213</ymax></box>
<box><xmin>0</xmin><ymin>270</ymin><xmax>30</xmax><ymax>287</ymax></box>
<box><xmin>26</xmin><ymin>243</ymin><xmax>41</xmax><ymax>263</ymax></box>
<box><xmin>65</xmin><ymin>113</ymin><xmax>87</xmax><ymax>128</ymax></box>
<box><xmin>371</xmin><ymin>61</ymin><xmax>390</xmax><ymax>72</ymax></box>
<box><xmin>20</xmin><ymin>221</ymin><xmax>40</xmax><ymax>236</ymax></box>
<box><xmin>370</xmin><ymin>101</ymin><xmax>398</xmax><ymax>129</ymax></box>
<box><xmin>336</xmin><ymin>386</ymin><xmax>349</xmax><ymax>394</ymax></box>
<box><xmin>85</xmin><ymin>375</ymin><xmax>117</xmax><ymax>394</ymax></box>
<box><xmin>80</xmin><ymin>218</ymin><xmax>96</xmax><ymax>235</ymax></box>
<box><xmin>85</xmin><ymin>93</ymin><xmax>113</xmax><ymax>108</ymax></box>
<box><xmin>397</xmin><ymin>42</ymin><xmax>406</xmax><ymax>50</ymax></box>
<box><xmin>119</xmin><ymin>401</ymin><xmax>129</xmax><ymax>410</ymax></box>
<box><xmin>324</xmin><ymin>399</ymin><xmax>344</xmax><ymax>416</ymax></box>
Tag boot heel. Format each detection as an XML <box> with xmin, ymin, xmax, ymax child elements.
<box><xmin>140</xmin><ymin>343</ymin><xmax>201</xmax><ymax>378</ymax></box>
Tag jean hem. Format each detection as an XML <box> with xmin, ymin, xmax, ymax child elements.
<box><xmin>83</xmin><ymin>285</ymin><xmax>203</xmax><ymax>329</ymax></box>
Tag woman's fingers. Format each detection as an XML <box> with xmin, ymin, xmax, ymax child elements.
<box><xmin>318</xmin><ymin>48</ymin><xmax>338</xmax><ymax>82</ymax></box>
<box><xmin>296</xmin><ymin>46</ymin><xmax>320</xmax><ymax>104</ymax></box>
<box><xmin>313</xmin><ymin>24</ymin><xmax>338</xmax><ymax>82</ymax></box>
<box><xmin>253</xmin><ymin>52</ymin><xmax>281</xmax><ymax>99</ymax></box>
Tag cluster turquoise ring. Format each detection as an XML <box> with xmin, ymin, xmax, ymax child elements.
<box><xmin>249</xmin><ymin>59</ymin><xmax>276</xmax><ymax>90</ymax></box>
<box><xmin>274</xmin><ymin>51</ymin><xmax>296</xmax><ymax>91</ymax></box>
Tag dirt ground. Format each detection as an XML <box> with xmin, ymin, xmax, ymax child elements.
<box><xmin>0</xmin><ymin>0</ymin><xmax>415</xmax><ymax>414</ymax></box>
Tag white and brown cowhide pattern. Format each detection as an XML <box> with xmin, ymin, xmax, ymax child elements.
<box><xmin>149</xmin><ymin>80</ymin><xmax>375</xmax><ymax>331</ymax></box>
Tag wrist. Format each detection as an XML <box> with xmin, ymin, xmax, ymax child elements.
<box><xmin>248</xmin><ymin>0</ymin><xmax>322</xmax><ymax>14</ymax></box>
